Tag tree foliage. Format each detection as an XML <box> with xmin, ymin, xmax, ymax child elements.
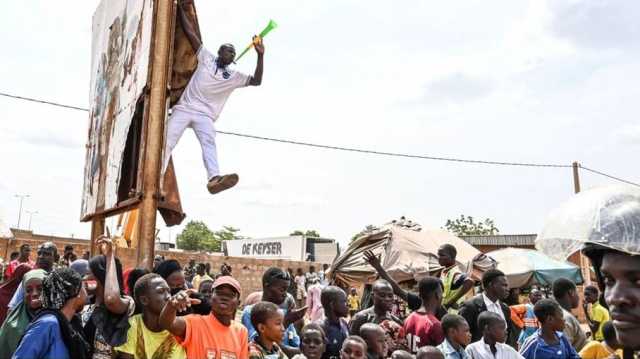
<box><xmin>444</xmin><ymin>215</ymin><xmax>499</xmax><ymax>237</ymax></box>
<box><xmin>290</xmin><ymin>230</ymin><xmax>321</xmax><ymax>238</ymax></box>
<box><xmin>176</xmin><ymin>221</ymin><xmax>244</xmax><ymax>252</ymax></box>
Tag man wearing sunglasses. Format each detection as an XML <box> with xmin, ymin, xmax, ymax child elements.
<box><xmin>162</xmin><ymin>0</ymin><xmax>265</xmax><ymax>195</ymax></box>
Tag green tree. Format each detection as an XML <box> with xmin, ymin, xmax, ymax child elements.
<box><xmin>177</xmin><ymin>222</ymin><xmax>245</xmax><ymax>252</ymax></box>
<box><xmin>176</xmin><ymin>220</ymin><xmax>214</xmax><ymax>251</ymax></box>
<box><xmin>211</xmin><ymin>226</ymin><xmax>244</xmax><ymax>252</ymax></box>
<box><xmin>444</xmin><ymin>215</ymin><xmax>499</xmax><ymax>236</ymax></box>
<box><xmin>290</xmin><ymin>230</ymin><xmax>321</xmax><ymax>238</ymax></box>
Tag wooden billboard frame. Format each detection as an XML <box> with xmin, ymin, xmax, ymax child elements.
<box><xmin>90</xmin><ymin>0</ymin><xmax>176</xmax><ymax>271</ymax></box>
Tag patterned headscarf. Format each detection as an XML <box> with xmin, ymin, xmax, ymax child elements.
<box><xmin>42</xmin><ymin>267</ymin><xmax>83</xmax><ymax>310</ymax></box>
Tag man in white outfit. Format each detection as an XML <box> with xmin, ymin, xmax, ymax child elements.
<box><xmin>163</xmin><ymin>0</ymin><xmax>264</xmax><ymax>194</ymax></box>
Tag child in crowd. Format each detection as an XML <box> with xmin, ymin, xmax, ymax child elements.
<box><xmin>404</xmin><ymin>276</ymin><xmax>445</xmax><ymax>353</ymax></box>
<box><xmin>391</xmin><ymin>350</ymin><xmax>415</xmax><ymax>359</ymax></box>
<box><xmin>465</xmin><ymin>312</ymin><xmax>523</xmax><ymax>359</ymax></box>
<box><xmin>348</xmin><ymin>288</ymin><xmax>360</xmax><ymax>318</ymax></box>
<box><xmin>582</xmin><ymin>285</ymin><xmax>610</xmax><ymax>342</ymax></box>
<box><xmin>159</xmin><ymin>276</ymin><xmax>248</xmax><ymax>359</ymax></box>
<box><xmin>320</xmin><ymin>285</ymin><xmax>350</xmax><ymax>359</ymax></box>
<box><xmin>115</xmin><ymin>273</ymin><xmax>186</xmax><ymax>359</ymax></box>
<box><xmin>295</xmin><ymin>268</ymin><xmax>307</xmax><ymax>308</ymax></box>
<box><xmin>292</xmin><ymin>323</ymin><xmax>327</xmax><ymax>359</ymax></box>
<box><xmin>249</xmin><ymin>301</ymin><xmax>289</xmax><ymax>359</ymax></box>
<box><xmin>578</xmin><ymin>321</ymin><xmax>622</xmax><ymax>359</ymax></box>
<box><xmin>360</xmin><ymin>323</ymin><xmax>389</xmax><ymax>359</ymax></box>
<box><xmin>341</xmin><ymin>336</ymin><xmax>368</xmax><ymax>359</ymax></box>
<box><xmin>519</xmin><ymin>299</ymin><xmax>580</xmax><ymax>359</ymax></box>
<box><xmin>417</xmin><ymin>346</ymin><xmax>445</xmax><ymax>359</ymax></box>
<box><xmin>436</xmin><ymin>314</ymin><xmax>471</xmax><ymax>359</ymax></box>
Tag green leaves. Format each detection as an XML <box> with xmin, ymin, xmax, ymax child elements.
<box><xmin>444</xmin><ymin>215</ymin><xmax>499</xmax><ymax>236</ymax></box>
<box><xmin>290</xmin><ymin>230</ymin><xmax>321</xmax><ymax>238</ymax></box>
<box><xmin>176</xmin><ymin>221</ymin><xmax>244</xmax><ymax>252</ymax></box>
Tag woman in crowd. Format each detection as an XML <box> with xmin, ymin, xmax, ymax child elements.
<box><xmin>0</xmin><ymin>263</ymin><xmax>31</xmax><ymax>324</ymax></box>
<box><xmin>154</xmin><ymin>259</ymin><xmax>210</xmax><ymax>315</ymax></box>
<box><xmin>13</xmin><ymin>267</ymin><xmax>90</xmax><ymax>359</ymax></box>
<box><xmin>83</xmin><ymin>237</ymin><xmax>136</xmax><ymax>359</ymax></box>
<box><xmin>0</xmin><ymin>268</ymin><xmax>47</xmax><ymax>358</ymax></box>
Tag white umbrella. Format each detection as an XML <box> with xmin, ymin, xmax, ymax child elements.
<box><xmin>536</xmin><ymin>185</ymin><xmax>640</xmax><ymax>260</ymax></box>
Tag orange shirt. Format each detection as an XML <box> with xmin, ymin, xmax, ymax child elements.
<box><xmin>179</xmin><ymin>313</ymin><xmax>249</xmax><ymax>359</ymax></box>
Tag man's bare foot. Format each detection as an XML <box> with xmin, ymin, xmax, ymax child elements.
<box><xmin>207</xmin><ymin>174</ymin><xmax>239</xmax><ymax>194</ymax></box>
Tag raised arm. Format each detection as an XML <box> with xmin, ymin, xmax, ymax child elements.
<box><xmin>363</xmin><ymin>250</ymin><xmax>409</xmax><ymax>302</ymax></box>
<box><xmin>97</xmin><ymin>237</ymin><xmax>131</xmax><ymax>315</ymax></box>
<box><xmin>178</xmin><ymin>0</ymin><xmax>201</xmax><ymax>52</ymax></box>
<box><xmin>248</xmin><ymin>36</ymin><xmax>264</xmax><ymax>86</ymax></box>
<box><xmin>159</xmin><ymin>289</ymin><xmax>200</xmax><ymax>339</ymax></box>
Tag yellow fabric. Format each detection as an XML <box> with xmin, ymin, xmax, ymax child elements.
<box><xmin>579</xmin><ymin>340</ymin><xmax>621</xmax><ymax>359</ymax></box>
<box><xmin>115</xmin><ymin>314</ymin><xmax>186</xmax><ymax>359</ymax></box>
<box><xmin>590</xmin><ymin>303</ymin><xmax>610</xmax><ymax>341</ymax></box>
<box><xmin>348</xmin><ymin>294</ymin><xmax>360</xmax><ymax>311</ymax></box>
<box><xmin>441</xmin><ymin>266</ymin><xmax>463</xmax><ymax>306</ymax></box>
<box><xmin>192</xmin><ymin>274</ymin><xmax>213</xmax><ymax>291</ymax></box>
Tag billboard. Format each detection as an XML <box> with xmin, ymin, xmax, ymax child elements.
<box><xmin>81</xmin><ymin>0</ymin><xmax>154</xmax><ymax>219</ymax></box>
<box><xmin>224</xmin><ymin>236</ymin><xmax>308</xmax><ymax>261</ymax></box>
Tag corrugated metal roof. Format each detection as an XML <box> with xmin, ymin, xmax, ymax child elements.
<box><xmin>460</xmin><ymin>234</ymin><xmax>537</xmax><ymax>246</ymax></box>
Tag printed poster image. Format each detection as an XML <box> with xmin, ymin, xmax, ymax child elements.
<box><xmin>81</xmin><ymin>0</ymin><xmax>153</xmax><ymax>219</ymax></box>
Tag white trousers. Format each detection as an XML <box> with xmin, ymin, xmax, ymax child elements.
<box><xmin>162</xmin><ymin>110</ymin><xmax>219</xmax><ymax>181</ymax></box>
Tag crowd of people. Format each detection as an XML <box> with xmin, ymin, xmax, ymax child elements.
<box><xmin>0</xmin><ymin>238</ymin><xmax>637</xmax><ymax>359</ymax></box>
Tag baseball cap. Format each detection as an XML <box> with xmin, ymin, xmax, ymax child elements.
<box><xmin>213</xmin><ymin>275</ymin><xmax>241</xmax><ymax>296</ymax></box>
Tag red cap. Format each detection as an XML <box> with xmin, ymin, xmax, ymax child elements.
<box><xmin>213</xmin><ymin>275</ymin><xmax>241</xmax><ymax>295</ymax></box>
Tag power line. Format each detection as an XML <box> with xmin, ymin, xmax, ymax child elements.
<box><xmin>580</xmin><ymin>165</ymin><xmax>640</xmax><ymax>187</ymax></box>
<box><xmin>0</xmin><ymin>91</ymin><xmax>569</xmax><ymax>168</ymax></box>
<box><xmin>218</xmin><ymin>130</ymin><xmax>570</xmax><ymax>168</ymax></box>
<box><xmin>0</xmin><ymin>91</ymin><xmax>88</xmax><ymax>112</ymax></box>
<box><xmin>1</xmin><ymin>91</ymin><xmax>639</xmax><ymax>187</ymax></box>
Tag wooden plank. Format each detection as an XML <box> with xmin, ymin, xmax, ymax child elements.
<box><xmin>136</xmin><ymin>0</ymin><xmax>176</xmax><ymax>270</ymax></box>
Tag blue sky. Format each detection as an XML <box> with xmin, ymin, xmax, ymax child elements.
<box><xmin>0</xmin><ymin>0</ymin><xmax>638</xmax><ymax>248</ymax></box>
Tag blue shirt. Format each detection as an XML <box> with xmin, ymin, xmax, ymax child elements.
<box><xmin>519</xmin><ymin>330</ymin><xmax>580</xmax><ymax>359</ymax></box>
<box><xmin>241</xmin><ymin>304</ymin><xmax>300</xmax><ymax>348</ymax></box>
<box><xmin>437</xmin><ymin>338</ymin><xmax>471</xmax><ymax>359</ymax></box>
<box><xmin>12</xmin><ymin>314</ymin><xmax>70</xmax><ymax>359</ymax></box>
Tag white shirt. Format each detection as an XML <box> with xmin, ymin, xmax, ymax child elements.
<box><xmin>466</xmin><ymin>338</ymin><xmax>524</xmax><ymax>359</ymax></box>
<box><xmin>482</xmin><ymin>293</ymin><xmax>505</xmax><ymax>321</ymax></box>
<box><xmin>173</xmin><ymin>46</ymin><xmax>250</xmax><ymax>121</ymax></box>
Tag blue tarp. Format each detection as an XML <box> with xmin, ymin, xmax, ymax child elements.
<box><xmin>487</xmin><ymin>247</ymin><xmax>583</xmax><ymax>288</ymax></box>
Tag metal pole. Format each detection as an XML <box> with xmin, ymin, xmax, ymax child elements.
<box><xmin>14</xmin><ymin>194</ymin><xmax>30</xmax><ymax>229</ymax></box>
<box><xmin>26</xmin><ymin>210</ymin><xmax>37</xmax><ymax>230</ymax></box>
<box><xmin>137</xmin><ymin>0</ymin><xmax>175</xmax><ymax>270</ymax></box>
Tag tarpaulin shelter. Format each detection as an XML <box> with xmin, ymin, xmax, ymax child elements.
<box><xmin>487</xmin><ymin>247</ymin><xmax>583</xmax><ymax>288</ymax></box>
<box><xmin>329</xmin><ymin>221</ymin><xmax>496</xmax><ymax>289</ymax></box>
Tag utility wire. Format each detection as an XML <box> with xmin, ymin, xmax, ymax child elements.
<box><xmin>0</xmin><ymin>91</ymin><xmax>88</xmax><ymax>112</ymax></box>
<box><xmin>580</xmin><ymin>165</ymin><xmax>640</xmax><ymax>187</ymax></box>
<box><xmin>1</xmin><ymin>91</ymin><xmax>638</xmax><ymax>186</ymax></box>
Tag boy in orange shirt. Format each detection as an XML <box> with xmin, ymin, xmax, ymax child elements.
<box><xmin>160</xmin><ymin>276</ymin><xmax>248</xmax><ymax>359</ymax></box>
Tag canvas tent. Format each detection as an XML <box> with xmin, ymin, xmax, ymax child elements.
<box><xmin>488</xmin><ymin>247</ymin><xmax>583</xmax><ymax>288</ymax></box>
<box><xmin>329</xmin><ymin>220</ymin><xmax>495</xmax><ymax>289</ymax></box>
